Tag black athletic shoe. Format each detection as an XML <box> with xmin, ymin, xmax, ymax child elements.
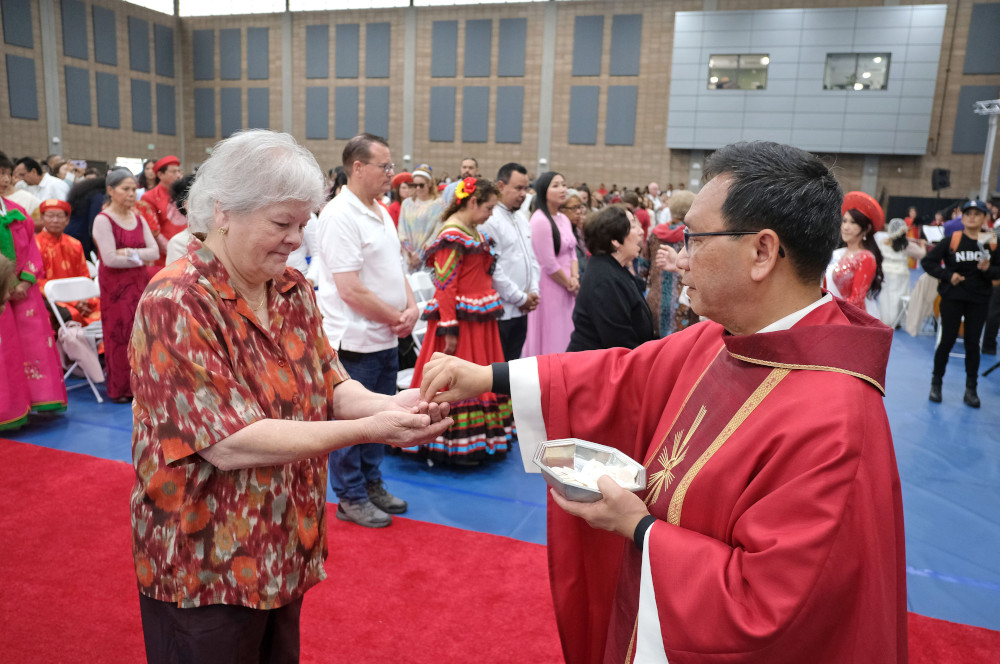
<box><xmin>928</xmin><ymin>384</ymin><xmax>942</xmax><ymax>403</ymax></box>
<box><xmin>963</xmin><ymin>388</ymin><xmax>981</xmax><ymax>408</ymax></box>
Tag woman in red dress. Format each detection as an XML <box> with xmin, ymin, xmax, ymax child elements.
<box><xmin>825</xmin><ymin>191</ymin><xmax>884</xmax><ymax>311</ymax></box>
<box><xmin>92</xmin><ymin>168</ymin><xmax>159</xmax><ymax>402</ymax></box>
<box><xmin>408</xmin><ymin>177</ymin><xmax>516</xmax><ymax>465</ymax></box>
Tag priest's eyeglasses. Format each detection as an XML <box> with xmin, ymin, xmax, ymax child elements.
<box><xmin>682</xmin><ymin>229</ymin><xmax>786</xmax><ymax>257</ymax></box>
<box><xmin>682</xmin><ymin>229</ymin><xmax>760</xmax><ymax>253</ymax></box>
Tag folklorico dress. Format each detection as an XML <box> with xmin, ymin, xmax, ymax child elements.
<box><xmin>0</xmin><ymin>197</ymin><xmax>67</xmax><ymax>430</ymax></box>
<box><xmin>408</xmin><ymin>224</ymin><xmax>516</xmax><ymax>463</ymax></box>
<box><xmin>97</xmin><ymin>211</ymin><xmax>153</xmax><ymax>400</ymax></box>
<box><xmin>35</xmin><ymin>230</ymin><xmax>101</xmax><ymax>325</ymax></box>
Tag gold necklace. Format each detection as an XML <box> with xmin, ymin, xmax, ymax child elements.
<box><xmin>237</xmin><ymin>287</ymin><xmax>266</xmax><ymax>312</ymax></box>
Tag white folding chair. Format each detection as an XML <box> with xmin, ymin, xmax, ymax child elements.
<box><xmin>43</xmin><ymin>277</ymin><xmax>104</xmax><ymax>403</ymax></box>
<box><xmin>396</xmin><ymin>301</ymin><xmax>430</xmax><ymax>391</ymax></box>
<box><xmin>407</xmin><ymin>271</ymin><xmax>435</xmax><ymax>302</ymax></box>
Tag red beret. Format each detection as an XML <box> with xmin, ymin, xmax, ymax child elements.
<box><xmin>39</xmin><ymin>199</ymin><xmax>71</xmax><ymax>215</ymax></box>
<box><xmin>392</xmin><ymin>172</ymin><xmax>413</xmax><ymax>189</ymax></box>
<box><xmin>154</xmin><ymin>155</ymin><xmax>180</xmax><ymax>173</ymax></box>
<box><xmin>842</xmin><ymin>191</ymin><xmax>884</xmax><ymax>233</ymax></box>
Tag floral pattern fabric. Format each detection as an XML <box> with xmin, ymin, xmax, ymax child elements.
<box><xmin>129</xmin><ymin>240</ymin><xmax>349</xmax><ymax>609</ymax></box>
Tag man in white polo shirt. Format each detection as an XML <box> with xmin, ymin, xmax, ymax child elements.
<box><xmin>316</xmin><ymin>133</ymin><xmax>420</xmax><ymax>528</ymax></box>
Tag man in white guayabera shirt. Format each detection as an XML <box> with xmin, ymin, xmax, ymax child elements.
<box><xmin>418</xmin><ymin>141</ymin><xmax>907</xmax><ymax>664</ymax></box>
<box><xmin>479</xmin><ymin>162</ymin><xmax>540</xmax><ymax>361</ymax></box>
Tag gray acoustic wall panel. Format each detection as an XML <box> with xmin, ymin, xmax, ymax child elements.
<box><xmin>219</xmin><ymin>29</ymin><xmax>241</xmax><ymax>80</ymax></box>
<box><xmin>305</xmin><ymin>86</ymin><xmax>328</xmax><ymax>139</ymax></box>
<box><xmin>464</xmin><ymin>19</ymin><xmax>491</xmax><ymax>78</ymax></box>
<box><xmin>65</xmin><ymin>66</ymin><xmax>91</xmax><ymax>125</ymax></box>
<box><xmin>952</xmin><ymin>85</ymin><xmax>1000</xmax><ymax>154</ymax></box>
<box><xmin>128</xmin><ymin>17</ymin><xmax>149</xmax><ymax>73</ymax></box>
<box><xmin>220</xmin><ymin>87</ymin><xmax>241</xmax><ymax>138</ymax></box>
<box><xmin>6</xmin><ymin>55</ymin><xmax>38</xmax><ymax>119</ymax></box>
<box><xmin>964</xmin><ymin>4</ymin><xmax>1000</xmax><ymax>75</ymax></box>
<box><xmin>305</xmin><ymin>25</ymin><xmax>328</xmax><ymax>79</ymax></box>
<box><xmin>568</xmin><ymin>85</ymin><xmax>599</xmax><ymax>144</ymax></box>
<box><xmin>609</xmin><ymin>15</ymin><xmax>641</xmax><ymax>76</ymax></box>
<box><xmin>2</xmin><ymin>0</ymin><xmax>33</xmax><ymax>48</ymax></box>
<box><xmin>572</xmin><ymin>16</ymin><xmax>604</xmax><ymax>77</ymax></box>
<box><xmin>92</xmin><ymin>6</ymin><xmax>116</xmax><ymax>65</ymax></box>
<box><xmin>247</xmin><ymin>87</ymin><xmax>269</xmax><ymax>129</ymax></box>
<box><xmin>334</xmin><ymin>86</ymin><xmax>358</xmax><ymax>139</ymax></box>
<box><xmin>194</xmin><ymin>88</ymin><xmax>215</xmax><ymax>138</ymax></box>
<box><xmin>605</xmin><ymin>85</ymin><xmax>637</xmax><ymax>145</ymax></box>
<box><xmin>431</xmin><ymin>21</ymin><xmax>457</xmax><ymax>78</ymax></box>
<box><xmin>154</xmin><ymin>24</ymin><xmax>174</xmax><ymax>78</ymax></box>
<box><xmin>131</xmin><ymin>78</ymin><xmax>152</xmax><ymax>132</ymax></box>
<box><xmin>192</xmin><ymin>30</ymin><xmax>214</xmax><ymax>81</ymax></box>
<box><xmin>668</xmin><ymin>5</ymin><xmax>948</xmax><ymax>155</ymax></box>
<box><xmin>156</xmin><ymin>83</ymin><xmax>175</xmax><ymax>135</ymax></box>
<box><xmin>497</xmin><ymin>18</ymin><xmax>526</xmax><ymax>78</ymax></box>
<box><xmin>366</xmin><ymin>23</ymin><xmax>390</xmax><ymax>78</ymax></box>
<box><xmin>247</xmin><ymin>28</ymin><xmax>268</xmax><ymax>80</ymax></box>
<box><xmin>495</xmin><ymin>85</ymin><xmax>523</xmax><ymax>143</ymax></box>
<box><xmin>95</xmin><ymin>72</ymin><xmax>119</xmax><ymax>129</ymax></box>
<box><xmin>429</xmin><ymin>86</ymin><xmax>455</xmax><ymax>141</ymax></box>
<box><xmin>365</xmin><ymin>85</ymin><xmax>389</xmax><ymax>139</ymax></box>
<box><xmin>335</xmin><ymin>23</ymin><xmax>359</xmax><ymax>79</ymax></box>
<box><xmin>462</xmin><ymin>86</ymin><xmax>489</xmax><ymax>143</ymax></box>
<box><xmin>61</xmin><ymin>0</ymin><xmax>88</xmax><ymax>60</ymax></box>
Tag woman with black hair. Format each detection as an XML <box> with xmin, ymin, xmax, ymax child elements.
<box><xmin>825</xmin><ymin>191</ymin><xmax>884</xmax><ymax>313</ymax></box>
<box><xmin>523</xmin><ymin>171</ymin><xmax>578</xmax><ymax>356</ymax></box>
<box><xmin>65</xmin><ymin>174</ymin><xmax>107</xmax><ymax>259</ymax></box>
<box><xmin>567</xmin><ymin>206</ymin><xmax>653</xmax><ymax>352</ymax></box>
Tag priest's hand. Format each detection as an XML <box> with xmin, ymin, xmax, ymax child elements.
<box><xmin>551</xmin><ymin>475</ymin><xmax>650</xmax><ymax>540</ymax></box>
<box><xmin>390</xmin><ymin>388</ymin><xmax>451</xmax><ymax>423</ymax></box>
<box><xmin>420</xmin><ymin>352</ymin><xmax>492</xmax><ymax>403</ymax></box>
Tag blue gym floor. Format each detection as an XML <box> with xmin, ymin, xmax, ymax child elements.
<box><xmin>9</xmin><ymin>326</ymin><xmax>1000</xmax><ymax>633</ymax></box>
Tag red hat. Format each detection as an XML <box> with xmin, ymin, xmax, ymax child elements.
<box><xmin>39</xmin><ymin>199</ymin><xmax>71</xmax><ymax>215</ymax></box>
<box><xmin>392</xmin><ymin>172</ymin><xmax>413</xmax><ymax>189</ymax></box>
<box><xmin>842</xmin><ymin>191</ymin><xmax>884</xmax><ymax>232</ymax></box>
<box><xmin>153</xmin><ymin>155</ymin><xmax>180</xmax><ymax>173</ymax></box>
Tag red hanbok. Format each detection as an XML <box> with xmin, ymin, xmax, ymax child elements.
<box><xmin>408</xmin><ymin>225</ymin><xmax>516</xmax><ymax>463</ymax></box>
<box><xmin>513</xmin><ymin>297</ymin><xmax>906</xmax><ymax>663</ymax></box>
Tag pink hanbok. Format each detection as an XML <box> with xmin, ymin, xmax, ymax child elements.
<box><xmin>523</xmin><ymin>209</ymin><xmax>577</xmax><ymax>356</ymax></box>
<box><xmin>0</xmin><ymin>198</ymin><xmax>67</xmax><ymax>430</ymax></box>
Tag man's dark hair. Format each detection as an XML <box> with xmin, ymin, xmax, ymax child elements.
<box><xmin>584</xmin><ymin>205</ymin><xmax>630</xmax><ymax>256</ymax></box>
<box><xmin>704</xmin><ymin>141</ymin><xmax>842</xmax><ymax>283</ymax></box>
<box><xmin>342</xmin><ymin>133</ymin><xmax>389</xmax><ymax>172</ymax></box>
<box><xmin>15</xmin><ymin>157</ymin><xmax>42</xmax><ymax>175</ymax></box>
<box><xmin>171</xmin><ymin>174</ymin><xmax>197</xmax><ymax>216</ymax></box>
<box><xmin>622</xmin><ymin>191</ymin><xmax>641</xmax><ymax>208</ymax></box>
<box><xmin>462</xmin><ymin>156</ymin><xmax>479</xmax><ymax>167</ymax></box>
<box><xmin>496</xmin><ymin>162</ymin><xmax>527</xmax><ymax>184</ymax></box>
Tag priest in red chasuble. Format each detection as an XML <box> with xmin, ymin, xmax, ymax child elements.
<box><xmin>421</xmin><ymin>141</ymin><xmax>906</xmax><ymax>664</ymax></box>
<box><xmin>136</xmin><ymin>155</ymin><xmax>185</xmax><ymax>267</ymax></box>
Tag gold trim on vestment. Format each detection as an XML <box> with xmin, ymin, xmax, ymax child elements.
<box><xmin>726</xmin><ymin>352</ymin><xmax>885</xmax><ymax>395</ymax></box>
<box><xmin>667</xmin><ymin>368</ymin><xmax>790</xmax><ymax>526</ymax></box>
<box><xmin>643</xmin><ymin>345</ymin><xmax>725</xmax><ymax>471</ymax></box>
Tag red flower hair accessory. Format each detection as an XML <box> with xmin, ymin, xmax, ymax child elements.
<box><xmin>455</xmin><ymin>177</ymin><xmax>477</xmax><ymax>200</ymax></box>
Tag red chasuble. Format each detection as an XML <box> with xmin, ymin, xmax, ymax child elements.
<box><xmin>533</xmin><ymin>298</ymin><xmax>905</xmax><ymax>664</ymax></box>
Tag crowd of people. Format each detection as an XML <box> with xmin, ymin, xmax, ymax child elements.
<box><xmin>2</xmin><ymin>131</ymin><xmax>999</xmax><ymax>663</ymax></box>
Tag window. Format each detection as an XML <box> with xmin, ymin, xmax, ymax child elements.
<box><xmin>707</xmin><ymin>54</ymin><xmax>769</xmax><ymax>90</ymax></box>
<box><xmin>824</xmin><ymin>53</ymin><xmax>891</xmax><ymax>91</ymax></box>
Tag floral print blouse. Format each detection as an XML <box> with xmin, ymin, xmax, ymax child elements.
<box><xmin>129</xmin><ymin>240</ymin><xmax>349</xmax><ymax>609</ymax></box>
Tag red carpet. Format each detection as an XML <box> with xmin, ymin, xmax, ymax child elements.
<box><xmin>1</xmin><ymin>438</ymin><xmax>998</xmax><ymax>663</ymax></box>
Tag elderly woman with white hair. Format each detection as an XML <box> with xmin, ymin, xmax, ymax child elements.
<box><xmin>128</xmin><ymin>130</ymin><xmax>452</xmax><ymax>663</ymax></box>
